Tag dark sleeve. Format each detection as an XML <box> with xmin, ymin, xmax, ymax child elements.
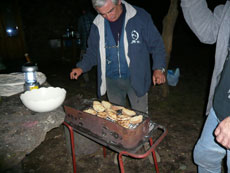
<box><xmin>76</xmin><ymin>24</ymin><xmax>99</xmax><ymax>72</ymax></box>
<box><xmin>144</xmin><ymin>13</ymin><xmax>166</xmax><ymax>70</ymax></box>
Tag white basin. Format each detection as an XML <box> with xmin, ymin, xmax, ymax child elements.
<box><xmin>20</xmin><ymin>87</ymin><xmax>66</xmax><ymax>112</ymax></box>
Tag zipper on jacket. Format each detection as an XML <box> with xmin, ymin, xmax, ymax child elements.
<box><xmin>117</xmin><ymin>33</ymin><xmax>121</xmax><ymax>78</ymax></box>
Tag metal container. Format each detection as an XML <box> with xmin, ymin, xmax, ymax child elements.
<box><xmin>22</xmin><ymin>62</ymin><xmax>39</xmax><ymax>91</ymax></box>
<box><xmin>64</xmin><ymin>98</ymin><xmax>150</xmax><ymax>150</ymax></box>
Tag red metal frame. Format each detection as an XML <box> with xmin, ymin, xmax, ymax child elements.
<box><xmin>63</xmin><ymin>121</ymin><xmax>167</xmax><ymax>173</ymax></box>
<box><xmin>63</xmin><ymin>122</ymin><xmax>77</xmax><ymax>173</ymax></box>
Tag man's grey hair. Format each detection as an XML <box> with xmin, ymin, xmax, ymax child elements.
<box><xmin>91</xmin><ymin>0</ymin><xmax>119</xmax><ymax>8</ymax></box>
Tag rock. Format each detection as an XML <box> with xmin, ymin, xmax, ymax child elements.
<box><xmin>64</xmin><ymin>127</ymin><xmax>101</xmax><ymax>159</ymax></box>
<box><xmin>0</xmin><ymin>94</ymin><xmax>65</xmax><ymax>171</ymax></box>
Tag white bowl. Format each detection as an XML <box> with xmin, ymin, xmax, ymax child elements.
<box><xmin>20</xmin><ymin>87</ymin><xmax>66</xmax><ymax>112</ymax></box>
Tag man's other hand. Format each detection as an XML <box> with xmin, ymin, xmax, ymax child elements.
<box><xmin>215</xmin><ymin>116</ymin><xmax>230</xmax><ymax>149</ymax></box>
<box><xmin>153</xmin><ymin>69</ymin><xmax>166</xmax><ymax>85</ymax></box>
<box><xmin>70</xmin><ymin>68</ymin><xmax>83</xmax><ymax>80</ymax></box>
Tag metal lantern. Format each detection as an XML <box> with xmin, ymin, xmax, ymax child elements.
<box><xmin>22</xmin><ymin>62</ymin><xmax>39</xmax><ymax>91</ymax></box>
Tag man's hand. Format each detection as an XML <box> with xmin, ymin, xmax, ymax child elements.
<box><xmin>214</xmin><ymin>116</ymin><xmax>230</xmax><ymax>149</ymax></box>
<box><xmin>153</xmin><ymin>69</ymin><xmax>166</xmax><ymax>85</ymax></box>
<box><xmin>70</xmin><ymin>68</ymin><xmax>83</xmax><ymax>80</ymax></box>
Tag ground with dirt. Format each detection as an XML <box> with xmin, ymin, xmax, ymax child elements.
<box><xmin>11</xmin><ymin>34</ymin><xmax>217</xmax><ymax>173</ymax></box>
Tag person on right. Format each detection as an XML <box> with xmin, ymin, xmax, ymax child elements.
<box><xmin>181</xmin><ymin>0</ymin><xmax>230</xmax><ymax>172</ymax></box>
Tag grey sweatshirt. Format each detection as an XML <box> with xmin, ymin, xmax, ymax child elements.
<box><xmin>181</xmin><ymin>0</ymin><xmax>230</xmax><ymax>115</ymax></box>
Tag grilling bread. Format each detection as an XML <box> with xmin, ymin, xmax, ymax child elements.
<box><xmin>93</xmin><ymin>101</ymin><xmax>101</xmax><ymax>105</ymax></box>
<box><xmin>117</xmin><ymin>114</ymin><xmax>131</xmax><ymax>121</ymax></box>
<box><xmin>122</xmin><ymin>108</ymin><xmax>136</xmax><ymax>116</ymax></box>
<box><xmin>129</xmin><ymin>115</ymin><xmax>143</xmax><ymax>124</ymax></box>
<box><xmin>111</xmin><ymin>105</ymin><xmax>124</xmax><ymax>111</ymax></box>
<box><xmin>83</xmin><ymin>108</ymin><xmax>97</xmax><ymax>115</ymax></box>
<box><xmin>107</xmin><ymin>110</ymin><xmax>117</xmax><ymax>121</ymax></box>
<box><xmin>106</xmin><ymin>108</ymin><xmax>117</xmax><ymax>114</ymax></box>
<box><xmin>83</xmin><ymin>100</ymin><xmax>143</xmax><ymax>128</ymax></box>
<box><xmin>97</xmin><ymin>112</ymin><xmax>107</xmax><ymax>119</ymax></box>
<box><xmin>93</xmin><ymin>101</ymin><xmax>105</xmax><ymax>112</ymax></box>
<box><xmin>117</xmin><ymin>119</ymin><xmax>130</xmax><ymax>128</ymax></box>
<box><xmin>101</xmin><ymin>100</ymin><xmax>112</xmax><ymax>109</ymax></box>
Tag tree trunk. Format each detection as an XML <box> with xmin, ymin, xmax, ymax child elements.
<box><xmin>161</xmin><ymin>0</ymin><xmax>179</xmax><ymax>97</ymax></box>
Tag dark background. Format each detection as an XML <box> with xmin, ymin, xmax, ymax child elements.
<box><xmin>0</xmin><ymin>0</ymin><xmax>227</xmax><ymax>71</ymax></box>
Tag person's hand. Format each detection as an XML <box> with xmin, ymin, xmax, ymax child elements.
<box><xmin>152</xmin><ymin>69</ymin><xmax>166</xmax><ymax>85</ymax></box>
<box><xmin>214</xmin><ymin>116</ymin><xmax>230</xmax><ymax>149</ymax></box>
<box><xmin>70</xmin><ymin>68</ymin><xmax>83</xmax><ymax>80</ymax></box>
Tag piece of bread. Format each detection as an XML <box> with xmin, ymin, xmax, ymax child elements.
<box><xmin>111</xmin><ymin>105</ymin><xmax>124</xmax><ymax>111</ymax></box>
<box><xmin>122</xmin><ymin>108</ymin><xmax>136</xmax><ymax>116</ymax></box>
<box><xmin>83</xmin><ymin>108</ymin><xmax>97</xmax><ymax>115</ymax></box>
<box><xmin>97</xmin><ymin>112</ymin><xmax>107</xmax><ymax>119</ymax></box>
<box><xmin>106</xmin><ymin>108</ymin><xmax>117</xmax><ymax>114</ymax></box>
<box><xmin>129</xmin><ymin>115</ymin><xmax>143</xmax><ymax>124</ymax></box>
<box><xmin>93</xmin><ymin>103</ymin><xmax>105</xmax><ymax>112</ymax></box>
<box><xmin>93</xmin><ymin>100</ymin><xmax>101</xmax><ymax>105</ymax></box>
<box><xmin>107</xmin><ymin>111</ymin><xmax>117</xmax><ymax>121</ymax></box>
<box><xmin>117</xmin><ymin>114</ymin><xmax>131</xmax><ymax>121</ymax></box>
<box><xmin>101</xmin><ymin>100</ymin><xmax>112</xmax><ymax>109</ymax></box>
<box><xmin>117</xmin><ymin>120</ymin><xmax>130</xmax><ymax>128</ymax></box>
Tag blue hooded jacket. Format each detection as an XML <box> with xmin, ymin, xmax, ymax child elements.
<box><xmin>77</xmin><ymin>1</ymin><xmax>166</xmax><ymax>97</ymax></box>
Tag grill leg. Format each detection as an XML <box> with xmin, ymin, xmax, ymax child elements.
<box><xmin>149</xmin><ymin>138</ymin><xmax>159</xmax><ymax>173</ymax></box>
<box><xmin>63</xmin><ymin>122</ymin><xmax>77</xmax><ymax>173</ymax></box>
<box><xmin>118</xmin><ymin>138</ymin><xmax>160</xmax><ymax>173</ymax></box>
<box><xmin>118</xmin><ymin>153</ymin><xmax>125</xmax><ymax>173</ymax></box>
<box><xmin>103</xmin><ymin>147</ymin><xmax>106</xmax><ymax>158</ymax></box>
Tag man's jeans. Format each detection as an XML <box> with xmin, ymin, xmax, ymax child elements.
<box><xmin>193</xmin><ymin>108</ymin><xmax>230</xmax><ymax>173</ymax></box>
<box><xmin>106</xmin><ymin>78</ymin><xmax>148</xmax><ymax>113</ymax></box>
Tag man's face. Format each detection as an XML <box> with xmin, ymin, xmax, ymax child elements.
<box><xmin>96</xmin><ymin>0</ymin><xmax>122</xmax><ymax>22</ymax></box>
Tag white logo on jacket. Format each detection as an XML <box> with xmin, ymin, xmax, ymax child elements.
<box><xmin>228</xmin><ymin>89</ymin><xmax>230</xmax><ymax>99</ymax></box>
<box><xmin>131</xmin><ymin>30</ymin><xmax>140</xmax><ymax>44</ymax></box>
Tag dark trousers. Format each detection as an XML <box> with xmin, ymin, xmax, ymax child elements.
<box><xmin>106</xmin><ymin>78</ymin><xmax>148</xmax><ymax>113</ymax></box>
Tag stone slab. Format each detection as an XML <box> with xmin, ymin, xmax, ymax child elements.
<box><xmin>0</xmin><ymin>92</ymin><xmax>65</xmax><ymax>171</ymax></box>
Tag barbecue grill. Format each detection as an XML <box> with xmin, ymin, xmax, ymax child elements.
<box><xmin>63</xmin><ymin>96</ymin><xmax>167</xmax><ymax>173</ymax></box>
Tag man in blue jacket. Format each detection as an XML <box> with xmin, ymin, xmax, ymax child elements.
<box><xmin>70</xmin><ymin>0</ymin><xmax>166</xmax><ymax>114</ymax></box>
<box><xmin>181</xmin><ymin>0</ymin><xmax>230</xmax><ymax>172</ymax></box>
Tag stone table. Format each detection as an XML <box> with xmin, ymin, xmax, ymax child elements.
<box><xmin>0</xmin><ymin>93</ymin><xmax>65</xmax><ymax>171</ymax></box>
